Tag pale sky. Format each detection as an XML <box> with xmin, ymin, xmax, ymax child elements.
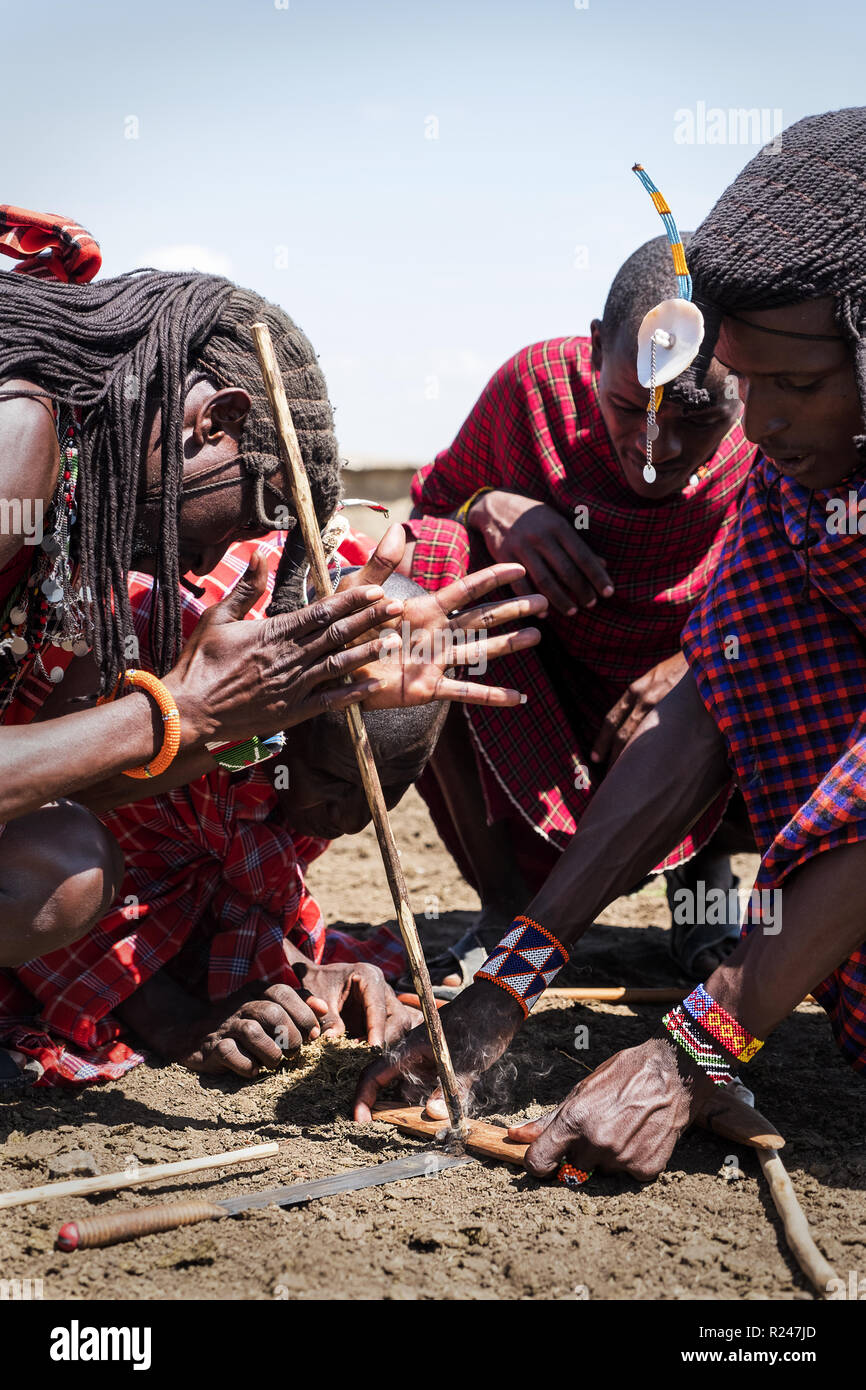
<box><xmin>3</xmin><ymin>0</ymin><xmax>863</xmax><ymax>462</ymax></box>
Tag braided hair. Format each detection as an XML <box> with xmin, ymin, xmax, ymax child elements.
<box><xmin>0</xmin><ymin>270</ymin><xmax>341</xmax><ymax>687</ymax></box>
<box><xmin>679</xmin><ymin>106</ymin><xmax>866</xmax><ymax>439</ymax></box>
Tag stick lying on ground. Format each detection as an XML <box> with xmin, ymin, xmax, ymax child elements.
<box><xmin>56</xmin><ymin>1150</ymin><xmax>470</xmax><ymax>1251</ymax></box>
<box><xmin>252</xmin><ymin>321</ymin><xmax>465</xmax><ymax>1137</ymax></box>
<box><xmin>735</xmin><ymin>1082</ymin><xmax>838</xmax><ymax>1298</ymax></box>
<box><xmin>534</xmin><ymin>987</ymin><xmax>685</xmax><ymax>1004</ymax></box>
<box><xmin>0</xmin><ymin>1142</ymin><xmax>278</xmax><ymax>1212</ymax></box>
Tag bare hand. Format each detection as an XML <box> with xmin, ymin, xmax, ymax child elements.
<box><xmin>163</xmin><ymin>550</ymin><xmax>405</xmax><ymax>744</ymax></box>
<box><xmin>337</xmin><ymin>523</ymin><xmax>548</xmax><ymax>709</ymax></box>
<box><xmin>354</xmin><ymin>979</ymin><xmax>524</xmax><ymax>1122</ymax></box>
<box><xmin>508</xmin><ymin>1038</ymin><xmax>779</xmax><ymax>1182</ymax></box>
<box><xmin>590</xmin><ymin>652</ymin><xmax>689</xmax><ymax>768</ymax></box>
<box><xmin>469</xmin><ymin>491</ymin><xmax>614</xmax><ymax>615</ymax></box>
<box><xmin>177</xmin><ymin>983</ymin><xmax>329</xmax><ymax>1079</ymax></box>
<box><xmin>294</xmin><ymin>960</ymin><xmax>421</xmax><ymax>1048</ymax></box>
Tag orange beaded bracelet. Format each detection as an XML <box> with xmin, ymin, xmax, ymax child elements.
<box><xmin>112</xmin><ymin>670</ymin><xmax>181</xmax><ymax>780</ymax></box>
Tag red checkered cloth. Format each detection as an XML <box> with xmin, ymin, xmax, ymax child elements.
<box><xmin>0</xmin><ymin>529</ymin><xmax>407</xmax><ymax>1085</ymax></box>
<box><xmin>408</xmin><ymin>338</ymin><xmax>755</xmax><ymax>879</ymax></box>
<box><xmin>0</xmin><ymin>204</ymin><xmax>101</xmax><ymax>283</ymax></box>
<box><xmin>682</xmin><ymin>458</ymin><xmax>866</xmax><ymax>1073</ymax></box>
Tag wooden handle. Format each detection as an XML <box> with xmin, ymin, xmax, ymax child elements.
<box><xmin>373</xmin><ymin>1103</ymin><xmax>527</xmax><ymax>1165</ymax></box>
<box><xmin>757</xmin><ymin>1150</ymin><xmax>838</xmax><ymax>1297</ymax></box>
<box><xmin>57</xmin><ymin>1200</ymin><xmax>225</xmax><ymax>1251</ymax></box>
<box><xmin>251</xmin><ymin>321</ymin><xmax>466</xmax><ymax>1138</ymax></box>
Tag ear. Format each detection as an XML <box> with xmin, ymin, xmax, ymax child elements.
<box><xmin>590</xmin><ymin>318</ymin><xmax>604</xmax><ymax>373</ymax></box>
<box><xmin>192</xmin><ymin>387</ymin><xmax>252</xmax><ymax>447</ymax></box>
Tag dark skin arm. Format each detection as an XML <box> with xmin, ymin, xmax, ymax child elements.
<box><xmin>512</xmin><ymin>839</ymin><xmax>866</xmax><ymax>1181</ymax></box>
<box><xmin>7</xmin><ymin>562</ymin><xmax>401</xmax><ymax>821</ymax></box>
<box><xmin>355</xmin><ymin>669</ymin><xmax>729</xmax><ymax>1120</ymax></box>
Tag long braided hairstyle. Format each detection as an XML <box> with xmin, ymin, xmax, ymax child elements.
<box><xmin>0</xmin><ymin>270</ymin><xmax>341</xmax><ymax>689</ymax></box>
<box><xmin>676</xmin><ymin>107</ymin><xmax>866</xmax><ymax>446</ymax></box>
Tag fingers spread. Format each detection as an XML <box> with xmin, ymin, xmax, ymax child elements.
<box><xmin>433</xmin><ymin>677</ymin><xmax>530</xmax><ymax>707</ymax></box>
<box><xmin>456</xmin><ymin>628</ymin><xmax>540</xmax><ymax>668</ymax></box>
<box><xmin>356</xmin><ymin>523</ymin><xmax>405</xmax><ymax>586</ymax></box>
<box><xmin>451</xmin><ymin>593</ymin><xmax>548</xmax><ymax>632</ymax></box>
<box><xmin>436</xmin><ymin>563</ymin><xmax>527</xmax><ymax>614</ymax></box>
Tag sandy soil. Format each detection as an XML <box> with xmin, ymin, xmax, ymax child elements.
<box><xmin>1</xmin><ymin>788</ymin><xmax>864</xmax><ymax>1302</ymax></box>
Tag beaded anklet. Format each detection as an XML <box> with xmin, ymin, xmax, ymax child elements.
<box><xmin>475</xmin><ymin>915</ymin><xmax>569</xmax><ymax>1017</ymax></box>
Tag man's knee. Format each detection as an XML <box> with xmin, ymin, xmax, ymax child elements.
<box><xmin>0</xmin><ymin>802</ymin><xmax>125</xmax><ymax>966</ymax></box>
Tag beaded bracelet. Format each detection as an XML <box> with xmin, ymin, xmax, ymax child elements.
<box><xmin>662</xmin><ymin>1005</ymin><xmax>733</xmax><ymax>1087</ymax></box>
<box><xmin>119</xmin><ymin>671</ymin><xmax>181</xmax><ymax>780</ymax></box>
<box><xmin>682</xmin><ymin>983</ymin><xmax>764</xmax><ymax>1063</ymax></box>
<box><xmin>557</xmin><ymin>1162</ymin><xmax>592</xmax><ymax>1190</ymax></box>
<box><xmin>206</xmin><ymin>731</ymin><xmax>286</xmax><ymax>773</ymax></box>
<box><xmin>475</xmin><ymin>915</ymin><xmax>569</xmax><ymax>1017</ymax></box>
<box><xmin>454</xmin><ymin>486</ymin><xmax>494</xmax><ymax>529</ymax></box>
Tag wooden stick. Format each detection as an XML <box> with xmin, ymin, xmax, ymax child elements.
<box><xmin>756</xmin><ymin>1148</ymin><xmax>839</xmax><ymax>1297</ymax></box>
<box><xmin>251</xmin><ymin>322</ymin><xmax>465</xmax><ymax>1137</ymax></box>
<box><xmin>545</xmin><ymin>987</ymin><xmax>684</xmax><ymax>1004</ymax></box>
<box><xmin>373</xmin><ymin>1103</ymin><xmax>526</xmax><ymax>1165</ymax></box>
<box><xmin>0</xmin><ymin>1142</ymin><xmax>278</xmax><ymax>1211</ymax></box>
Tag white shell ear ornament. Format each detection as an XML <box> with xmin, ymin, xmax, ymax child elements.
<box><xmin>631</xmin><ymin>164</ymin><xmax>706</xmax><ymax>486</ymax></box>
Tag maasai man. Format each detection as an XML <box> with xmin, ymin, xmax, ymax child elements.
<box><xmin>0</xmin><ymin>208</ymin><xmax>544</xmax><ymax>1079</ymax></box>
<box><xmin>357</xmin><ymin>108</ymin><xmax>866</xmax><ymax>1177</ymax></box>
<box><xmin>0</xmin><ymin>530</ymin><xmax>518</xmax><ymax>1084</ymax></box>
<box><xmin>401</xmin><ymin>236</ymin><xmax>756</xmax><ymax>983</ymax></box>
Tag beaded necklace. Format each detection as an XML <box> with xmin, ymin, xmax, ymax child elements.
<box><xmin>0</xmin><ymin>410</ymin><xmax>92</xmax><ymax>716</ymax></box>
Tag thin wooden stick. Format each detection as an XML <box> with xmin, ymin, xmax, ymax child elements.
<box><xmin>756</xmin><ymin>1148</ymin><xmax>839</xmax><ymax>1297</ymax></box>
<box><xmin>545</xmin><ymin>987</ymin><xmax>684</xmax><ymax>1003</ymax></box>
<box><xmin>0</xmin><ymin>1142</ymin><xmax>278</xmax><ymax>1211</ymax></box>
<box><xmin>251</xmin><ymin>322</ymin><xmax>465</xmax><ymax>1137</ymax></box>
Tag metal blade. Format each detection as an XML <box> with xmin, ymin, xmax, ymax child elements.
<box><xmin>218</xmin><ymin>1149</ymin><xmax>473</xmax><ymax>1215</ymax></box>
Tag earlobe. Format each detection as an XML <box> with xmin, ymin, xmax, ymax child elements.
<box><xmin>590</xmin><ymin>319</ymin><xmax>604</xmax><ymax>373</ymax></box>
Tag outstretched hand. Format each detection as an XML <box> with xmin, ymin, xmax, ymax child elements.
<box><xmin>337</xmin><ymin>523</ymin><xmax>548</xmax><ymax>709</ymax></box>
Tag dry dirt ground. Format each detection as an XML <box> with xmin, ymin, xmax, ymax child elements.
<box><xmin>1</xmin><ymin>788</ymin><xmax>864</xmax><ymax>1302</ymax></box>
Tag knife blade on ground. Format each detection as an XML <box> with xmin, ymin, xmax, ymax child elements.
<box><xmin>57</xmin><ymin>1150</ymin><xmax>474</xmax><ymax>1251</ymax></box>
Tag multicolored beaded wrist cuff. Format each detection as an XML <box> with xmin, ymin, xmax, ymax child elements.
<box><xmin>662</xmin><ymin>1006</ymin><xmax>733</xmax><ymax>1087</ymax></box>
<box><xmin>682</xmin><ymin>983</ymin><xmax>764</xmax><ymax>1063</ymax></box>
<box><xmin>475</xmin><ymin>915</ymin><xmax>568</xmax><ymax>1017</ymax></box>
<box><xmin>557</xmin><ymin>1162</ymin><xmax>592</xmax><ymax>1190</ymax></box>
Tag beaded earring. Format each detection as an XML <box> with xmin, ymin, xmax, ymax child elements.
<box><xmin>631</xmin><ymin>164</ymin><xmax>706</xmax><ymax>485</ymax></box>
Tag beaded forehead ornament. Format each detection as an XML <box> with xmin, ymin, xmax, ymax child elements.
<box><xmin>631</xmin><ymin>164</ymin><xmax>705</xmax><ymax>484</ymax></box>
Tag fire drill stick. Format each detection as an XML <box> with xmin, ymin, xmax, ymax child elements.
<box><xmin>251</xmin><ymin>322</ymin><xmax>466</xmax><ymax>1137</ymax></box>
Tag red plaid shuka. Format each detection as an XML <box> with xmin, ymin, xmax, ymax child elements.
<box><xmin>0</xmin><ymin>530</ymin><xmax>406</xmax><ymax>1085</ymax></box>
<box><xmin>408</xmin><ymin>338</ymin><xmax>756</xmax><ymax>880</ymax></box>
<box><xmin>0</xmin><ymin>204</ymin><xmax>101</xmax><ymax>282</ymax></box>
<box><xmin>683</xmin><ymin>459</ymin><xmax>866</xmax><ymax>1073</ymax></box>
